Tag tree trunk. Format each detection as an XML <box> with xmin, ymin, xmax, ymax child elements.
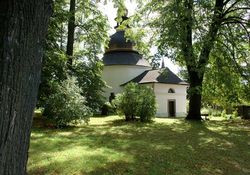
<box><xmin>66</xmin><ymin>0</ymin><xmax>75</xmax><ymax>67</ymax></box>
<box><xmin>0</xmin><ymin>1</ymin><xmax>52</xmax><ymax>174</ymax></box>
<box><xmin>186</xmin><ymin>72</ymin><xmax>203</xmax><ymax>120</ymax></box>
<box><xmin>184</xmin><ymin>0</ymin><xmax>224</xmax><ymax>120</ymax></box>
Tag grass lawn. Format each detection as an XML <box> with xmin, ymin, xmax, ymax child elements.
<box><xmin>28</xmin><ymin>115</ymin><xmax>250</xmax><ymax>175</ymax></box>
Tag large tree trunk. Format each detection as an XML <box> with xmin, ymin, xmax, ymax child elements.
<box><xmin>186</xmin><ymin>72</ymin><xmax>203</xmax><ymax>120</ymax></box>
<box><xmin>0</xmin><ymin>0</ymin><xmax>52</xmax><ymax>174</ymax></box>
<box><xmin>184</xmin><ymin>0</ymin><xmax>224</xmax><ymax>120</ymax></box>
<box><xmin>66</xmin><ymin>0</ymin><xmax>75</xmax><ymax>67</ymax></box>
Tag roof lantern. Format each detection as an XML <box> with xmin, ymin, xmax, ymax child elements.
<box><xmin>102</xmin><ymin>7</ymin><xmax>150</xmax><ymax>67</ymax></box>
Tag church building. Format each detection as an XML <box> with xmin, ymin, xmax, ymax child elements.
<box><xmin>102</xmin><ymin>14</ymin><xmax>188</xmax><ymax>117</ymax></box>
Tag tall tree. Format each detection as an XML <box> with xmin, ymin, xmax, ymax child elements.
<box><xmin>0</xmin><ymin>0</ymin><xmax>52</xmax><ymax>174</ymax></box>
<box><xmin>38</xmin><ymin>0</ymin><xmax>68</xmax><ymax>107</ymax></box>
<box><xmin>137</xmin><ymin>0</ymin><xmax>250</xmax><ymax>120</ymax></box>
<box><xmin>66</xmin><ymin>0</ymin><xmax>76</xmax><ymax>67</ymax></box>
<box><xmin>38</xmin><ymin>0</ymin><xmax>109</xmax><ymax>111</ymax></box>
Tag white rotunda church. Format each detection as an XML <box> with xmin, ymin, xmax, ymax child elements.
<box><xmin>102</xmin><ymin>15</ymin><xmax>188</xmax><ymax>117</ymax></box>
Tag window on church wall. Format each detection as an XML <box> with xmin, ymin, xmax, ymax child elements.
<box><xmin>168</xmin><ymin>88</ymin><xmax>175</xmax><ymax>93</ymax></box>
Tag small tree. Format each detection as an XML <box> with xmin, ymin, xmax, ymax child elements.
<box><xmin>115</xmin><ymin>83</ymin><xmax>139</xmax><ymax>121</ymax></box>
<box><xmin>114</xmin><ymin>83</ymin><xmax>156</xmax><ymax>122</ymax></box>
<box><xmin>74</xmin><ymin>61</ymin><xmax>106</xmax><ymax>112</ymax></box>
<box><xmin>43</xmin><ymin>76</ymin><xmax>91</xmax><ymax>127</ymax></box>
<box><xmin>137</xmin><ymin>86</ymin><xmax>157</xmax><ymax>122</ymax></box>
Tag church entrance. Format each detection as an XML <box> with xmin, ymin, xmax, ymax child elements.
<box><xmin>168</xmin><ymin>100</ymin><xmax>176</xmax><ymax>117</ymax></box>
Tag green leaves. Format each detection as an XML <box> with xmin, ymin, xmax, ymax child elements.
<box><xmin>134</xmin><ymin>0</ymin><xmax>250</xmax><ymax>113</ymax></box>
<box><xmin>43</xmin><ymin>76</ymin><xmax>92</xmax><ymax>128</ymax></box>
<box><xmin>202</xmin><ymin>51</ymin><xmax>246</xmax><ymax>108</ymax></box>
<box><xmin>114</xmin><ymin>83</ymin><xmax>157</xmax><ymax>122</ymax></box>
<box><xmin>39</xmin><ymin>0</ymin><xmax>110</xmax><ymax>113</ymax></box>
<box><xmin>74</xmin><ymin>60</ymin><xmax>106</xmax><ymax>112</ymax></box>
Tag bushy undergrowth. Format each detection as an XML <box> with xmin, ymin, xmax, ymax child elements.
<box><xmin>101</xmin><ymin>102</ymin><xmax>116</xmax><ymax>115</ymax></box>
<box><xmin>43</xmin><ymin>77</ymin><xmax>92</xmax><ymax>127</ymax></box>
<box><xmin>114</xmin><ymin>83</ymin><xmax>156</xmax><ymax>122</ymax></box>
<box><xmin>220</xmin><ymin>109</ymin><xmax>239</xmax><ymax>120</ymax></box>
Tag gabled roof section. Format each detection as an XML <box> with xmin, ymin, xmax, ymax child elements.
<box><xmin>121</xmin><ymin>68</ymin><xmax>188</xmax><ymax>86</ymax></box>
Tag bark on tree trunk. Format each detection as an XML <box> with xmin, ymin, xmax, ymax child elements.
<box><xmin>66</xmin><ymin>0</ymin><xmax>75</xmax><ymax>67</ymax></box>
<box><xmin>186</xmin><ymin>72</ymin><xmax>203</xmax><ymax>120</ymax></box>
<box><xmin>0</xmin><ymin>1</ymin><xmax>52</xmax><ymax>174</ymax></box>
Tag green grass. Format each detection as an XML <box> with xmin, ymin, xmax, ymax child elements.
<box><xmin>28</xmin><ymin>115</ymin><xmax>250</xmax><ymax>175</ymax></box>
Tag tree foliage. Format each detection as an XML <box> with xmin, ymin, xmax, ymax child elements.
<box><xmin>135</xmin><ymin>0</ymin><xmax>250</xmax><ymax>119</ymax></box>
<box><xmin>43</xmin><ymin>77</ymin><xmax>91</xmax><ymax>127</ymax></box>
<box><xmin>114</xmin><ymin>83</ymin><xmax>156</xmax><ymax>122</ymax></box>
<box><xmin>74</xmin><ymin>60</ymin><xmax>106</xmax><ymax>111</ymax></box>
<box><xmin>38</xmin><ymin>0</ymin><xmax>69</xmax><ymax>107</ymax></box>
<box><xmin>202</xmin><ymin>53</ymin><xmax>249</xmax><ymax>109</ymax></box>
<box><xmin>38</xmin><ymin>0</ymin><xmax>110</xmax><ymax>112</ymax></box>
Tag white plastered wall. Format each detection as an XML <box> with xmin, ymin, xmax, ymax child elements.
<box><xmin>154</xmin><ymin>83</ymin><xmax>188</xmax><ymax>117</ymax></box>
<box><xmin>102</xmin><ymin>66</ymin><xmax>188</xmax><ymax>117</ymax></box>
<box><xmin>102</xmin><ymin>65</ymin><xmax>151</xmax><ymax>99</ymax></box>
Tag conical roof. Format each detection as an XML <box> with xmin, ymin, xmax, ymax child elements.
<box><xmin>103</xmin><ymin>30</ymin><xmax>150</xmax><ymax>67</ymax></box>
<box><xmin>106</xmin><ymin>30</ymin><xmax>134</xmax><ymax>52</ymax></box>
<box><xmin>103</xmin><ymin>15</ymin><xmax>150</xmax><ymax>67</ymax></box>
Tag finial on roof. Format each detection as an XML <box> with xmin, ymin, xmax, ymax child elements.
<box><xmin>114</xmin><ymin>7</ymin><xmax>129</xmax><ymax>29</ymax></box>
<box><xmin>161</xmin><ymin>58</ymin><xmax>165</xmax><ymax>68</ymax></box>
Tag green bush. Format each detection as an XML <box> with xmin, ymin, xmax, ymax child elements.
<box><xmin>101</xmin><ymin>102</ymin><xmax>116</xmax><ymax>115</ymax></box>
<box><xmin>114</xmin><ymin>83</ymin><xmax>139</xmax><ymax>121</ymax></box>
<box><xmin>114</xmin><ymin>83</ymin><xmax>156</xmax><ymax>122</ymax></box>
<box><xmin>137</xmin><ymin>86</ymin><xmax>157</xmax><ymax>122</ymax></box>
<box><xmin>211</xmin><ymin>109</ymin><xmax>221</xmax><ymax>116</ymax></box>
<box><xmin>220</xmin><ymin>109</ymin><xmax>227</xmax><ymax>119</ymax></box>
<box><xmin>231</xmin><ymin>110</ymin><xmax>239</xmax><ymax>119</ymax></box>
<box><xmin>220</xmin><ymin>109</ymin><xmax>239</xmax><ymax>120</ymax></box>
<box><xmin>43</xmin><ymin>77</ymin><xmax>92</xmax><ymax>127</ymax></box>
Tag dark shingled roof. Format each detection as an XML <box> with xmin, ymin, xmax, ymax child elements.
<box><xmin>121</xmin><ymin>68</ymin><xmax>188</xmax><ymax>85</ymax></box>
<box><xmin>103</xmin><ymin>29</ymin><xmax>151</xmax><ymax>67</ymax></box>
<box><xmin>108</xmin><ymin>30</ymin><xmax>133</xmax><ymax>49</ymax></box>
<box><xmin>103</xmin><ymin>51</ymin><xmax>151</xmax><ymax>67</ymax></box>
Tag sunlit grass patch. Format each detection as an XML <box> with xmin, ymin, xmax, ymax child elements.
<box><xmin>28</xmin><ymin>115</ymin><xmax>250</xmax><ymax>175</ymax></box>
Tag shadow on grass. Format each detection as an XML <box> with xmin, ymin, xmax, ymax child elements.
<box><xmin>28</xmin><ymin>117</ymin><xmax>250</xmax><ymax>175</ymax></box>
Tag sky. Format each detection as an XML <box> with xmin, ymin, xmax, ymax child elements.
<box><xmin>97</xmin><ymin>1</ymin><xmax>180</xmax><ymax>74</ymax></box>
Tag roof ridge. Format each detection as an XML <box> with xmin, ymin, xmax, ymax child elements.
<box><xmin>120</xmin><ymin>67</ymin><xmax>189</xmax><ymax>86</ymax></box>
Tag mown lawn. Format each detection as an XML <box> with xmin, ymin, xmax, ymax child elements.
<box><xmin>28</xmin><ymin>116</ymin><xmax>250</xmax><ymax>175</ymax></box>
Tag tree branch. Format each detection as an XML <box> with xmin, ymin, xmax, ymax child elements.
<box><xmin>223</xmin><ymin>0</ymin><xmax>240</xmax><ymax>15</ymax></box>
<box><xmin>217</xmin><ymin>26</ymin><xmax>249</xmax><ymax>79</ymax></box>
<box><xmin>181</xmin><ymin>0</ymin><xmax>196</xmax><ymax>74</ymax></box>
<box><xmin>222</xmin><ymin>19</ymin><xmax>250</xmax><ymax>42</ymax></box>
<box><xmin>224</xmin><ymin>7</ymin><xmax>250</xmax><ymax>15</ymax></box>
<box><xmin>197</xmin><ymin>0</ymin><xmax>224</xmax><ymax>71</ymax></box>
<box><xmin>223</xmin><ymin>0</ymin><xmax>232</xmax><ymax>5</ymax></box>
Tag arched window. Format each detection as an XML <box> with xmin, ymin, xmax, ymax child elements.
<box><xmin>168</xmin><ymin>88</ymin><xmax>175</xmax><ymax>93</ymax></box>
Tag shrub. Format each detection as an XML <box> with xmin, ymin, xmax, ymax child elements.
<box><xmin>114</xmin><ymin>83</ymin><xmax>156</xmax><ymax>122</ymax></box>
<box><xmin>101</xmin><ymin>102</ymin><xmax>116</xmax><ymax>115</ymax></box>
<box><xmin>211</xmin><ymin>109</ymin><xmax>221</xmax><ymax>116</ymax></box>
<box><xmin>231</xmin><ymin>110</ymin><xmax>239</xmax><ymax>119</ymax></box>
<box><xmin>201</xmin><ymin>108</ymin><xmax>210</xmax><ymax>115</ymax></box>
<box><xmin>220</xmin><ymin>109</ymin><xmax>227</xmax><ymax>119</ymax></box>
<box><xmin>43</xmin><ymin>77</ymin><xmax>92</xmax><ymax>127</ymax></box>
<box><xmin>137</xmin><ymin>86</ymin><xmax>156</xmax><ymax>122</ymax></box>
<box><xmin>114</xmin><ymin>83</ymin><xmax>139</xmax><ymax>121</ymax></box>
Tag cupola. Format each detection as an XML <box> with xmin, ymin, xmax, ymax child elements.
<box><xmin>102</xmin><ymin>10</ymin><xmax>150</xmax><ymax>67</ymax></box>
